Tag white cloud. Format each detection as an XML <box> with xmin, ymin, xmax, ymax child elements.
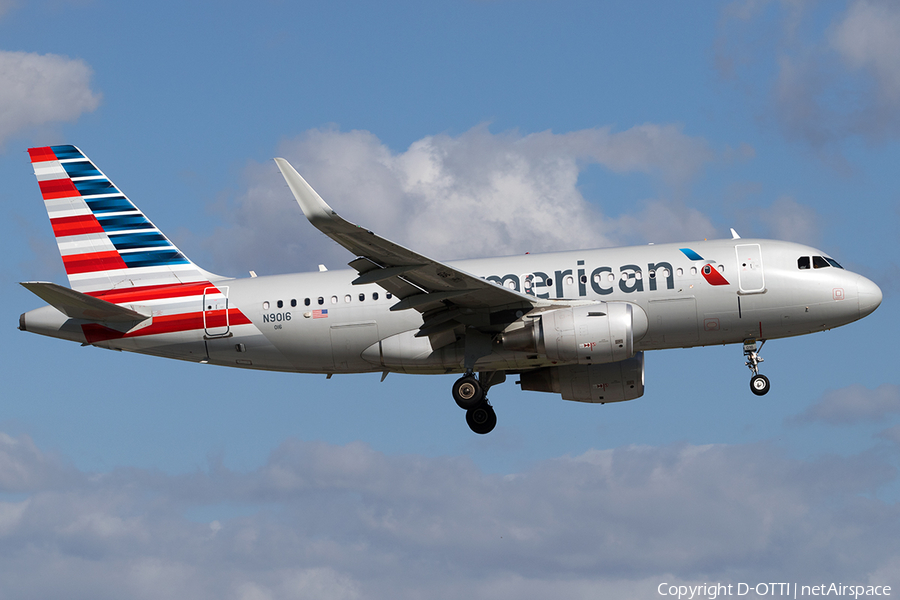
<box><xmin>831</xmin><ymin>0</ymin><xmax>900</xmax><ymax>102</ymax></box>
<box><xmin>719</xmin><ymin>0</ymin><xmax>900</xmax><ymax>147</ymax></box>
<box><xmin>1</xmin><ymin>433</ymin><xmax>898</xmax><ymax>598</ymax></box>
<box><xmin>788</xmin><ymin>384</ymin><xmax>900</xmax><ymax>425</ymax></box>
<box><xmin>0</xmin><ymin>432</ymin><xmax>75</xmax><ymax>492</ymax></box>
<box><xmin>204</xmin><ymin>125</ymin><xmax>716</xmax><ymax>275</ymax></box>
<box><xmin>758</xmin><ymin>195</ymin><xmax>821</xmax><ymax>246</ymax></box>
<box><xmin>0</xmin><ymin>50</ymin><xmax>101</xmax><ymax>146</ymax></box>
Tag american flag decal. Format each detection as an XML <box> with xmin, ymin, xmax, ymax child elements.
<box><xmin>312</xmin><ymin>309</ymin><xmax>328</xmax><ymax>319</ymax></box>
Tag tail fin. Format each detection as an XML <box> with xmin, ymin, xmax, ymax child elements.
<box><xmin>28</xmin><ymin>145</ymin><xmax>221</xmax><ymax>294</ymax></box>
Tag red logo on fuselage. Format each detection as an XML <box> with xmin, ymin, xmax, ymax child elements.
<box><xmin>701</xmin><ymin>264</ymin><xmax>730</xmax><ymax>286</ymax></box>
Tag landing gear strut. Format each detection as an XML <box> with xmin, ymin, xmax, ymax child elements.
<box><xmin>452</xmin><ymin>370</ymin><xmax>503</xmax><ymax>434</ymax></box>
<box><xmin>743</xmin><ymin>339</ymin><xmax>770</xmax><ymax>396</ymax></box>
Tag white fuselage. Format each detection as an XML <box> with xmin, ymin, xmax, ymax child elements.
<box><xmin>21</xmin><ymin>238</ymin><xmax>881</xmax><ymax>375</ymax></box>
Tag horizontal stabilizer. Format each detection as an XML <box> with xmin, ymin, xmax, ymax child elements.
<box><xmin>20</xmin><ymin>281</ymin><xmax>150</xmax><ymax>322</ymax></box>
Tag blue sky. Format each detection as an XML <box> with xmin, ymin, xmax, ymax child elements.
<box><xmin>1</xmin><ymin>0</ymin><xmax>899</xmax><ymax>598</ymax></box>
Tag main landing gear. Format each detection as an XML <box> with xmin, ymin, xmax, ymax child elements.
<box><xmin>743</xmin><ymin>339</ymin><xmax>770</xmax><ymax>396</ymax></box>
<box><xmin>452</xmin><ymin>371</ymin><xmax>502</xmax><ymax>434</ymax></box>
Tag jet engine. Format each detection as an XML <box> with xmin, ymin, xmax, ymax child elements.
<box><xmin>518</xmin><ymin>353</ymin><xmax>645</xmax><ymax>403</ymax></box>
<box><xmin>500</xmin><ymin>302</ymin><xmax>648</xmax><ymax>365</ymax></box>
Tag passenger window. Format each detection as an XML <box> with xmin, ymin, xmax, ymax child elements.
<box><xmin>277</xmin><ymin>300</ymin><xmax>283</xmax><ymax>308</ymax></box>
<box><xmin>331</xmin><ymin>296</ymin><xmax>338</xmax><ymax>304</ymax></box>
<box><xmin>318</xmin><ymin>297</ymin><xmax>324</xmax><ymax>305</ymax></box>
<box><xmin>263</xmin><ymin>301</ymin><xmax>269</xmax><ymax>310</ymax></box>
<box><xmin>344</xmin><ymin>295</ymin><xmax>351</xmax><ymax>303</ymax></box>
<box><xmin>813</xmin><ymin>256</ymin><xmax>829</xmax><ymax>269</ymax></box>
<box><xmin>290</xmin><ymin>299</ymin><xmax>297</xmax><ymax>307</ymax></box>
<box><xmin>798</xmin><ymin>256</ymin><xmax>810</xmax><ymax>270</ymax></box>
<box><xmin>387</xmin><ymin>293</ymin><xmax>393</xmax><ymax>299</ymax></box>
<box><xmin>359</xmin><ymin>293</ymin><xmax>365</xmax><ymax>301</ymax></box>
<box><xmin>373</xmin><ymin>292</ymin><xmax>379</xmax><ymax>300</ymax></box>
<box><xmin>690</xmin><ymin>267</ymin><xmax>697</xmax><ymax>275</ymax></box>
<box><xmin>718</xmin><ymin>265</ymin><xmax>724</xmax><ymax>273</ymax></box>
<box><xmin>304</xmin><ymin>298</ymin><xmax>310</xmax><ymax>306</ymax></box>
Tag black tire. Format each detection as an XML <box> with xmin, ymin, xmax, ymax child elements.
<box><xmin>750</xmin><ymin>374</ymin><xmax>770</xmax><ymax>396</ymax></box>
<box><xmin>466</xmin><ymin>403</ymin><xmax>497</xmax><ymax>434</ymax></box>
<box><xmin>452</xmin><ymin>375</ymin><xmax>483</xmax><ymax>409</ymax></box>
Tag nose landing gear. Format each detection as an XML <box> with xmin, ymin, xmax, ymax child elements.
<box><xmin>744</xmin><ymin>339</ymin><xmax>770</xmax><ymax>396</ymax></box>
<box><xmin>452</xmin><ymin>370</ymin><xmax>503</xmax><ymax>434</ymax></box>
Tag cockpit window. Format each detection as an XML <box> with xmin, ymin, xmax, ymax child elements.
<box><xmin>798</xmin><ymin>256</ymin><xmax>810</xmax><ymax>270</ymax></box>
<box><xmin>825</xmin><ymin>257</ymin><xmax>843</xmax><ymax>269</ymax></box>
<box><xmin>813</xmin><ymin>256</ymin><xmax>830</xmax><ymax>269</ymax></box>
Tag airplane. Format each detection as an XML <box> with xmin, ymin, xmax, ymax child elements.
<box><xmin>19</xmin><ymin>145</ymin><xmax>883</xmax><ymax>434</ymax></box>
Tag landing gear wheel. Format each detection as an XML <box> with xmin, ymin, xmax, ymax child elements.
<box><xmin>743</xmin><ymin>339</ymin><xmax>770</xmax><ymax>396</ymax></box>
<box><xmin>453</xmin><ymin>375</ymin><xmax>483</xmax><ymax>409</ymax></box>
<box><xmin>466</xmin><ymin>402</ymin><xmax>497</xmax><ymax>434</ymax></box>
<box><xmin>750</xmin><ymin>374</ymin><xmax>770</xmax><ymax>396</ymax></box>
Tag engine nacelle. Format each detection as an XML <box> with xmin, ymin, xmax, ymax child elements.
<box><xmin>501</xmin><ymin>302</ymin><xmax>647</xmax><ymax>365</ymax></box>
<box><xmin>518</xmin><ymin>353</ymin><xmax>645</xmax><ymax>403</ymax></box>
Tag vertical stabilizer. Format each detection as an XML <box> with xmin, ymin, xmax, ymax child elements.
<box><xmin>28</xmin><ymin>145</ymin><xmax>221</xmax><ymax>294</ymax></box>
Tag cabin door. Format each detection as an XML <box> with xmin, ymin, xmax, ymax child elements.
<box><xmin>203</xmin><ymin>286</ymin><xmax>231</xmax><ymax>338</ymax></box>
<box><xmin>735</xmin><ymin>244</ymin><xmax>765</xmax><ymax>294</ymax></box>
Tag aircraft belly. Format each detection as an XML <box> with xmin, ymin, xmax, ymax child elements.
<box><xmin>361</xmin><ymin>329</ymin><xmax>554</xmax><ymax>374</ymax></box>
<box><xmin>97</xmin><ymin>329</ymin><xmax>207</xmax><ymax>360</ymax></box>
<box><xmin>204</xmin><ymin>324</ymin><xmax>295</xmax><ymax>371</ymax></box>
<box><xmin>645</xmin><ymin>297</ymin><xmax>700</xmax><ymax>347</ymax></box>
<box><xmin>255</xmin><ymin>324</ymin><xmax>333</xmax><ymax>372</ymax></box>
<box><xmin>331</xmin><ymin>322</ymin><xmax>380</xmax><ymax>372</ymax></box>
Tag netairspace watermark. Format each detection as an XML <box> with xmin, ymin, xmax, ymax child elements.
<box><xmin>657</xmin><ymin>583</ymin><xmax>892</xmax><ymax>600</ymax></box>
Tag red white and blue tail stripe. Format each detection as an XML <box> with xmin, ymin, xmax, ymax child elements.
<box><xmin>28</xmin><ymin>145</ymin><xmax>220</xmax><ymax>293</ymax></box>
<box><xmin>26</xmin><ymin>145</ymin><xmax>256</xmax><ymax>347</ymax></box>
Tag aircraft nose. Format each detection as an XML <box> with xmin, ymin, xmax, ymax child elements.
<box><xmin>857</xmin><ymin>275</ymin><xmax>882</xmax><ymax>318</ymax></box>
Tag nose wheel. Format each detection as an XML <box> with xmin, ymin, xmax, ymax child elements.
<box><xmin>750</xmin><ymin>374</ymin><xmax>770</xmax><ymax>396</ymax></box>
<box><xmin>452</xmin><ymin>371</ymin><xmax>503</xmax><ymax>434</ymax></box>
<box><xmin>744</xmin><ymin>340</ymin><xmax>770</xmax><ymax>396</ymax></box>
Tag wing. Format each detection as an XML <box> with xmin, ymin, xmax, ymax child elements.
<box><xmin>275</xmin><ymin>158</ymin><xmax>552</xmax><ymax>346</ymax></box>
